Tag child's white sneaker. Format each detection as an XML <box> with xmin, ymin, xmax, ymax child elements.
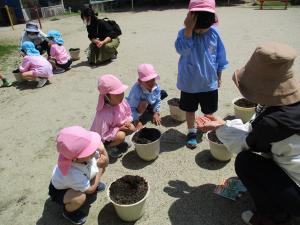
<box><xmin>36</xmin><ymin>78</ymin><xmax>48</xmax><ymax>88</ymax></box>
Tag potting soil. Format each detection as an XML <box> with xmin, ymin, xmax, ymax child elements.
<box><xmin>167</xmin><ymin>98</ymin><xmax>180</xmax><ymax>107</ymax></box>
<box><xmin>110</xmin><ymin>175</ymin><xmax>148</xmax><ymax>205</ymax></box>
<box><xmin>208</xmin><ymin>130</ymin><xmax>223</xmax><ymax>144</ymax></box>
<box><xmin>132</xmin><ymin>128</ymin><xmax>160</xmax><ymax>144</ymax></box>
<box><xmin>234</xmin><ymin>98</ymin><xmax>256</xmax><ymax>108</ymax></box>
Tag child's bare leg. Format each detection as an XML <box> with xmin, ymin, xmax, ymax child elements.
<box><xmin>21</xmin><ymin>71</ymin><xmax>36</xmax><ymax>81</ymax></box>
<box><xmin>108</xmin><ymin>131</ymin><xmax>126</xmax><ymax>147</ymax></box>
<box><xmin>63</xmin><ymin>189</ymin><xmax>86</xmax><ymax>212</ymax></box>
<box><xmin>186</xmin><ymin>112</ymin><xmax>196</xmax><ymax>129</ymax></box>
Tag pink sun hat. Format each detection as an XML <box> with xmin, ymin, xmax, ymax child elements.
<box><xmin>56</xmin><ymin>126</ymin><xmax>101</xmax><ymax>176</ymax></box>
<box><xmin>188</xmin><ymin>0</ymin><xmax>216</xmax><ymax>13</ymax></box>
<box><xmin>137</xmin><ymin>64</ymin><xmax>160</xmax><ymax>82</ymax></box>
<box><xmin>96</xmin><ymin>74</ymin><xmax>128</xmax><ymax>111</ymax></box>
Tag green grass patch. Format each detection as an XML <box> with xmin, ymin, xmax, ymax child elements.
<box><xmin>0</xmin><ymin>45</ymin><xmax>18</xmax><ymax>59</ymax></box>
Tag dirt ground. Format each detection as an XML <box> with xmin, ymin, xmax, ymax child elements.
<box><xmin>0</xmin><ymin>5</ymin><xmax>300</xmax><ymax>225</ymax></box>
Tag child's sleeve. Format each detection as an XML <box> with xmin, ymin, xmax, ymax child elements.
<box><xmin>50</xmin><ymin>45</ymin><xmax>56</xmax><ymax>58</ymax></box>
<box><xmin>19</xmin><ymin>57</ymin><xmax>31</xmax><ymax>72</ymax></box>
<box><xmin>152</xmin><ymin>85</ymin><xmax>161</xmax><ymax>113</ymax></box>
<box><xmin>68</xmin><ymin>173</ymin><xmax>90</xmax><ymax>192</ymax></box>
<box><xmin>127</xmin><ymin>86</ymin><xmax>142</xmax><ymax>121</ymax></box>
<box><xmin>125</xmin><ymin>101</ymin><xmax>133</xmax><ymax>122</ymax></box>
<box><xmin>90</xmin><ymin>112</ymin><xmax>117</xmax><ymax>142</ymax></box>
<box><xmin>216</xmin><ymin>35</ymin><xmax>229</xmax><ymax>72</ymax></box>
<box><xmin>175</xmin><ymin>29</ymin><xmax>194</xmax><ymax>56</ymax></box>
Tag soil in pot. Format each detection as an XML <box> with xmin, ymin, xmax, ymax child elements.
<box><xmin>110</xmin><ymin>175</ymin><xmax>148</xmax><ymax>205</ymax></box>
<box><xmin>132</xmin><ymin>128</ymin><xmax>160</xmax><ymax>144</ymax></box>
<box><xmin>167</xmin><ymin>98</ymin><xmax>180</xmax><ymax>107</ymax></box>
<box><xmin>207</xmin><ymin>130</ymin><xmax>223</xmax><ymax>144</ymax></box>
<box><xmin>234</xmin><ymin>98</ymin><xmax>256</xmax><ymax>108</ymax></box>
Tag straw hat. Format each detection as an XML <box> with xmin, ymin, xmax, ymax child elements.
<box><xmin>233</xmin><ymin>42</ymin><xmax>300</xmax><ymax>106</ymax></box>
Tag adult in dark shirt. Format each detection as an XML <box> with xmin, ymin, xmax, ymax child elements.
<box><xmin>81</xmin><ymin>7</ymin><xmax>120</xmax><ymax>65</ymax></box>
<box><xmin>201</xmin><ymin>42</ymin><xmax>300</xmax><ymax>225</ymax></box>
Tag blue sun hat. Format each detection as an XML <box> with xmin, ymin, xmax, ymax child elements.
<box><xmin>47</xmin><ymin>30</ymin><xmax>64</xmax><ymax>45</ymax></box>
<box><xmin>21</xmin><ymin>41</ymin><xmax>40</xmax><ymax>56</ymax></box>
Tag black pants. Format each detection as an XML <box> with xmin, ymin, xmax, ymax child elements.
<box><xmin>235</xmin><ymin>151</ymin><xmax>300</xmax><ymax>219</ymax></box>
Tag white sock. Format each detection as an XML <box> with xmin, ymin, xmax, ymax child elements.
<box><xmin>188</xmin><ymin>128</ymin><xmax>197</xmax><ymax>134</ymax></box>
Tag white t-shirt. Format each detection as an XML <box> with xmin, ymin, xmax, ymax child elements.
<box><xmin>51</xmin><ymin>157</ymin><xmax>99</xmax><ymax>192</ymax></box>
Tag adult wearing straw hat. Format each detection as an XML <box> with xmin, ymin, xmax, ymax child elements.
<box><xmin>200</xmin><ymin>42</ymin><xmax>300</xmax><ymax>225</ymax></box>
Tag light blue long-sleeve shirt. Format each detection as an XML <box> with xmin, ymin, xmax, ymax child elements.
<box><xmin>127</xmin><ymin>82</ymin><xmax>161</xmax><ymax>121</ymax></box>
<box><xmin>175</xmin><ymin>26</ymin><xmax>228</xmax><ymax>93</ymax></box>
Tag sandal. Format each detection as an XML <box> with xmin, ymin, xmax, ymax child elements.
<box><xmin>97</xmin><ymin>182</ymin><xmax>106</xmax><ymax>192</ymax></box>
<box><xmin>107</xmin><ymin>146</ymin><xmax>123</xmax><ymax>158</ymax></box>
<box><xmin>186</xmin><ymin>132</ymin><xmax>197</xmax><ymax>149</ymax></box>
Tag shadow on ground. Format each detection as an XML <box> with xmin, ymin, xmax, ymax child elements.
<box><xmin>160</xmin><ymin>128</ymin><xmax>186</xmax><ymax>152</ymax></box>
<box><xmin>195</xmin><ymin>149</ymin><xmax>231</xmax><ymax>170</ymax></box>
<box><xmin>12</xmin><ymin>80</ymin><xmax>40</xmax><ymax>90</ymax></box>
<box><xmin>164</xmin><ymin>180</ymin><xmax>253</xmax><ymax>225</ymax></box>
<box><xmin>98</xmin><ymin>203</ymin><xmax>136</xmax><ymax>225</ymax></box>
<box><xmin>161</xmin><ymin>115</ymin><xmax>184</xmax><ymax>127</ymax></box>
<box><xmin>36</xmin><ymin>194</ymin><xmax>97</xmax><ymax>225</ymax></box>
<box><xmin>121</xmin><ymin>150</ymin><xmax>154</xmax><ymax>170</ymax></box>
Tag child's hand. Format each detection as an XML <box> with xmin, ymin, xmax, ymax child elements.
<box><xmin>97</xmin><ymin>147</ymin><xmax>109</xmax><ymax>168</ymax></box>
<box><xmin>184</xmin><ymin>12</ymin><xmax>197</xmax><ymax>32</ymax></box>
<box><xmin>218</xmin><ymin>77</ymin><xmax>222</xmax><ymax>87</ymax></box>
<box><xmin>134</xmin><ymin>121</ymin><xmax>144</xmax><ymax>131</ymax></box>
<box><xmin>152</xmin><ymin>112</ymin><xmax>161</xmax><ymax>125</ymax></box>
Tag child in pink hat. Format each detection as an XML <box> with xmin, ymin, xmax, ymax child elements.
<box><xmin>127</xmin><ymin>64</ymin><xmax>168</xmax><ymax>129</ymax></box>
<box><xmin>49</xmin><ymin>126</ymin><xmax>108</xmax><ymax>225</ymax></box>
<box><xmin>175</xmin><ymin>0</ymin><xmax>228</xmax><ymax>149</ymax></box>
<box><xmin>91</xmin><ymin>74</ymin><xmax>135</xmax><ymax>158</ymax></box>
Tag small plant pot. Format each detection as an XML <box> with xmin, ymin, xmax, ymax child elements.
<box><xmin>206</xmin><ymin>131</ymin><xmax>232</xmax><ymax>161</ymax></box>
<box><xmin>167</xmin><ymin>98</ymin><xmax>186</xmax><ymax>122</ymax></box>
<box><xmin>132</xmin><ymin>128</ymin><xmax>161</xmax><ymax>161</ymax></box>
<box><xmin>107</xmin><ymin>175</ymin><xmax>150</xmax><ymax>222</ymax></box>
<box><xmin>232</xmin><ymin>97</ymin><xmax>256</xmax><ymax>123</ymax></box>
<box><xmin>12</xmin><ymin>72</ymin><xmax>24</xmax><ymax>82</ymax></box>
<box><xmin>69</xmin><ymin>48</ymin><xmax>80</xmax><ymax>61</ymax></box>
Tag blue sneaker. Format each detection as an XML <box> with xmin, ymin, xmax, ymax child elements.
<box><xmin>63</xmin><ymin>209</ymin><xmax>86</xmax><ymax>225</ymax></box>
<box><xmin>97</xmin><ymin>182</ymin><xmax>106</xmax><ymax>192</ymax></box>
<box><xmin>186</xmin><ymin>132</ymin><xmax>197</xmax><ymax>149</ymax></box>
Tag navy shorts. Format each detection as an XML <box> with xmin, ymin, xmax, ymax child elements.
<box><xmin>179</xmin><ymin>90</ymin><xmax>218</xmax><ymax>114</ymax></box>
<box><xmin>48</xmin><ymin>182</ymin><xmax>68</xmax><ymax>205</ymax></box>
<box><xmin>56</xmin><ymin>59</ymin><xmax>72</xmax><ymax>70</ymax></box>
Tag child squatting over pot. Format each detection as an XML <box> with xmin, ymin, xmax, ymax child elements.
<box><xmin>91</xmin><ymin>74</ymin><xmax>136</xmax><ymax>158</ymax></box>
<box><xmin>47</xmin><ymin>30</ymin><xmax>72</xmax><ymax>74</ymax></box>
<box><xmin>127</xmin><ymin>64</ymin><xmax>168</xmax><ymax>130</ymax></box>
<box><xmin>19</xmin><ymin>41</ymin><xmax>53</xmax><ymax>88</ymax></box>
<box><xmin>49</xmin><ymin>126</ymin><xmax>108</xmax><ymax>225</ymax></box>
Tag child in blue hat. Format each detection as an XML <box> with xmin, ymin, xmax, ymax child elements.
<box><xmin>47</xmin><ymin>30</ymin><xmax>72</xmax><ymax>74</ymax></box>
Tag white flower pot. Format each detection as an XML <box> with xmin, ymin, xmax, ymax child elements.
<box><xmin>206</xmin><ymin>131</ymin><xmax>232</xmax><ymax>161</ymax></box>
<box><xmin>107</xmin><ymin>177</ymin><xmax>150</xmax><ymax>222</ymax></box>
<box><xmin>232</xmin><ymin>97</ymin><xmax>256</xmax><ymax>123</ymax></box>
<box><xmin>167</xmin><ymin>98</ymin><xmax>186</xmax><ymax>122</ymax></box>
<box><xmin>69</xmin><ymin>48</ymin><xmax>80</xmax><ymax>61</ymax></box>
<box><xmin>133</xmin><ymin>128</ymin><xmax>161</xmax><ymax>161</ymax></box>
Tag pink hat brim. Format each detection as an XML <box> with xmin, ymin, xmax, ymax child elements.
<box><xmin>139</xmin><ymin>74</ymin><xmax>160</xmax><ymax>82</ymax></box>
<box><xmin>77</xmin><ymin>131</ymin><xmax>101</xmax><ymax>159</ymax></box>
<box><xmin>189</xmin><ymin>8</ymin><xmax>215</xmax><ymax>13</ymax></box>
<box><xmin>109</xmin><ymin>84</ymin><xmax>128</xmax><ymax>95</ymax></box>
